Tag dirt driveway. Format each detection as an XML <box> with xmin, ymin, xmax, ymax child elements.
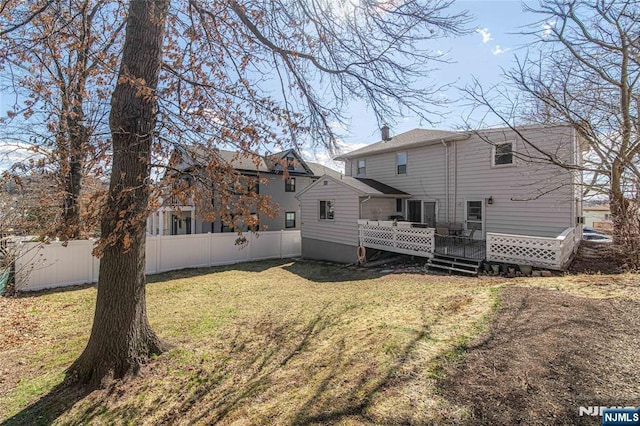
<box><xmin>440</xmin><ymin>285</ymin><xmax>640</xmax><ymax>425</ymax></box>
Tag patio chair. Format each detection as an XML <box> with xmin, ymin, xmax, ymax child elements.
<box><xmin>460</xmin><ymin>229</ymin><xmax>475</xmax><ymax>239</ymax></box>
<box><xmin>448</xmin><ymin>223</ymin><xmax>463</xmax><ymax>235</ymax></box>
<box><xmin>436</xmin><ymin>226</ymin><xmax>450</xmax><ymax>237</ymax></box>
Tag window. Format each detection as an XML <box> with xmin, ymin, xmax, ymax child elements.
<box><xmin>396</xmin><ymin>198</ymin><xmax>403</xmax><ymax>212</ymax></box>
<box><xmin>286</xmin><ymin>156</ymin><xmax>295</xmax><ymax>170</ymax></box>
<box><xmin>357</xmin><ymin>159</ymin><xmax>366</xmax><ymax>175</ymax></box>
<box><xmin>285</xmin><ymin>177</ymin><xmax>296</xmax><ymax>192</ymax></box>
<box><xmin>285</xmin><ymin>212</ymin><xmax>296</xmax><ymax>228</ymax></box>
<box><xmin>493</xmin><ymin>142</ymin><xmax>514</xmax><ymax>166</ymax></box>
<box><xmin>319</xmin><ymin>200</ymin><xmax>334</xmax><ymax>220</ymax></box>
<box><xmin>396</xmin><ymin>152</ymin><xmax>407</xmax><ymax>174</ymax></box>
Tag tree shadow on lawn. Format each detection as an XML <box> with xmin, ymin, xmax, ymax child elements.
<box><xmin>30</xmin><ymin>302</ymin><xmax>429</xmax><ymax>424</ymax></box>
<box><xmin>283</xmin><ymin>259</ymin><xmax>381</xmax><ymax>283</ymax></box>
<box><xmin>1</xmin><ymin>381</ymin><xmax>92</xmax><ymax>426</ymax></box>
<box><xmin>146</xmin><ymin>258</ymin><xmax>296</xmax><ymax>283</ymax></box>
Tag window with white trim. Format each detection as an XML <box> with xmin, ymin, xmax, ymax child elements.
<box><xmin>396</xmin><ymin>152</ymin><xmax>407</xmax><ymax>174</ymax></box>
<box><xmin>319</xmin><ymin>200</ymin><xmax>334</xmax><ymax>220</ymax></box>
<box><xmin>357</xmin><ymin>159</ymin><xmax>366</xmax><ymax>175</ymax></box>
<box><xmin>285</xmin><ymin>177</ymin><xmax>296</xmax><ymax>192</ymax></box>
<box><xmin>285</xmin><ymin>211</ymin><xmax>296</xmax><ymax>228</ymax></box>
<box><xmin>493</xmin><ymin>142</ymin><xmax>514</xmax><ymax>166</ymax></box>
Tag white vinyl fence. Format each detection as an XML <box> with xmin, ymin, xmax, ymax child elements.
<box><xmin>14</xmin><ymin>231</ymin><xmax>301</xmax><ymax>292</ymax></box>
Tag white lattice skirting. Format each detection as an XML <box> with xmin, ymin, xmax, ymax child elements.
<box><xmin>486</xmin><ymin>227</ymin><xmax>578</xmax><ymax>270</ymax></box>
<box><xmin>358</xmin><ymin>221</ymin><xmax>434</xmax><ymax>258</ymax></box>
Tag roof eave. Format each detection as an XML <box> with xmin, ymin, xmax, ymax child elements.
<box><xmin>335</xmin><ymin>133</ymin><xmax>470</xmax><ymax>160</ymax></box>
<box><xmin>360</xmin><ymin>193</ymin><xmax>411</xmax><ymax>198</ymax></box>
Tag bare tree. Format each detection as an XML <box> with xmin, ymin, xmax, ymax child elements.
<box><xmin>466</xmin><ymin>0</ymin><xmax>640</xmax><ymax>267</ymax></box>
<box><xmin>0</xmin><ymin>0</ymin><xmax>125</xmax><ymax>239</ymax></box>
<box><xmin>59</xmin><ymin>0</ymin><xmax>468</xmax><ymax>385</ymax></box>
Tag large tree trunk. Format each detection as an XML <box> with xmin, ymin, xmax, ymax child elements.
<box><xmin>61</xmin><ymin>121</ymin><xmax>85</xmax><ymax>239</ymax></box>
<box><xmin>68</xmin><ymin>0</ymin><xmax>170</xmax><ymax>386</ymax></box>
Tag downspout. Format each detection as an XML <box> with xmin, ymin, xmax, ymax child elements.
<box><xmin>454</xmin><ymin>140</ymin><xmax>458</xmax><ymax>223</ymax></box>
<box><xmin>358</xmin><ymin>195</ymin><xmax>372</xmax><ymax>247</ymax></box>
<box><xmin>442</xmin><ymin>140</ymin><xmax>449</xmax><ymax>223</ymax></box>
<box><xmin>359</xmin><ymin>195</ymin><xmax>372</xmax><ymax>220</ymax></box>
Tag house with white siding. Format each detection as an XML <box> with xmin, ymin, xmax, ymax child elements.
<box><xmin>297</xmin><ymin>124</ymin><xmax>585</xmax><ymax>272</ymax></box>
<box><xmin>148</xmin><ymin>147</ymin><xmax>341</xmax><ymax>236</ymax></box>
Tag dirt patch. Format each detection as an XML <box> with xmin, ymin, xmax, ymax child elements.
<box><xmin>440</xmin><ymin>286</ymin><xmax>640</xmax><ymax>425</ymax></box>
<box><xmin>569</xmin><ymin>241</ymin><xmax>626</xmax><ymax>274</ymax></box>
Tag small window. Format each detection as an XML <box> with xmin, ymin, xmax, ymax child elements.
<box><xmin>286</xmin><ymin>156</ymin><xmax>295</xmax><ymax>170</ymax></box>
<box><xmin>397</xmin><ymin>152</ymin><xmax>407</xmax><ymax>174</ymax></box>
<box><xmin>285</xmin><ymin>177</ymin><xmax>296</xmax><ymax>192</ymax></box>
<box><xmin>396</xmin><ymin>198</ymin><xmax>403</xmax><ymax>212</ymax></box>
<box><xmin>285</xmin><ymin>212</ymin><xmax>296</xmax><ymax>228</ymax></box>
<box><xmin>493</xmin><ymin>142</ymin><xmax>514</xmax><ymax>166</ymax></box>
<box><xmin>319</xmin><ymin>200</ymin><xmax>334</xmax><ymax>220</ymax></box>
<box><xmin>357</xmin><ymin>159</ymin><xmax>366</xmax><ymax>175</ymax></box>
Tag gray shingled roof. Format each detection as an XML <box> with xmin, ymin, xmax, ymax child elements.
<box><xmin>177</xmin><ymin>146</ymin><xmax>270</xmax><ymax>172</ymax></box>
<box><xmin>305</xmin><ymin>161</ymin><xmax>343</xmax><ymax>179</ymax></box>
<box><xmin>339</xmin><ymin>176</ymin><xmax>409</xmax><ymax>196</ymax></box>
<box><xmin>335</xmin><ymin>128</ymin><xmax>464</xmax><ymax>160</ymax></box>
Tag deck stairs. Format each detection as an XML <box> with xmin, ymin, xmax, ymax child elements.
<box><xmin>426</xmin><ymin>253</ymin><xmax>482</xmax><ymax>276</ymax></box>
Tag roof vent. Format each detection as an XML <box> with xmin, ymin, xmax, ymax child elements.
<box><xmin>381</xmin><ymin>125</ymin><xmax>391</xmax><ymax>141</ymax></box>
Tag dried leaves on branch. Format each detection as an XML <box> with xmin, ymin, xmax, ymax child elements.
<box><xmin>0</xmin><ymin>0</ymin><xmax>471</xmax><ymax>386</ymax></box>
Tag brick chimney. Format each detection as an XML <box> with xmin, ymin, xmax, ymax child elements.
<box><xmin>381</xmin><ymin>125</ymin><xmax>391</xmax><ymax>141</ymax></box>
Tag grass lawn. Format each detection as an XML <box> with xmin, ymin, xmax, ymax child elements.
<box><xmin>0</xmin><ymin>259</ymin><xmax>638</xmax><ymax>425</ymax></box>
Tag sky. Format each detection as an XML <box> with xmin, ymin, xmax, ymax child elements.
<box><xmin>1</xmin><ymin>0</ymin><xmax>545</xmax><ymax>172</ymax></box>
<box><xmin>303</xmin><ymin>0</ymin><xmax>545</xmax><ymax>169</ymax></box>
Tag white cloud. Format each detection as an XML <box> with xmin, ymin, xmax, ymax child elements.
<box><xmin>542</xmin><ymin>21</ymin><xmax>556</xmax><ymax>38</ymax></box>
<box><xmin>492</xmin><ymin>45</ymin><xmax>510</xmax><ymax>55</ymax></box>
<box><xmin>302</xmin><ymin>139</ymin><xmax>369</xmax><ymax>172</ymax></box>
<box><xmin>475</xmin><ymin>28</ymin><xmax>492</xmax><ymax>44</ymax></box>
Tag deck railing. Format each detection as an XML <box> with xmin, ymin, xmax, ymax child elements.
<box><xmin>358</xmin><ymin>221</ymin><xmax>580</xmax><ymax>270</ymax></box>
<box><xmin>434</xmin><ymin>235</ymin><xmax>486</xmax><ymax>260</ymax></box>
<box><xmin>486</xmin><ymin>226</ymin><xmax>579</xmax><ymax>270</ymax></box>
<box><xmin>357</xmin><ymin>220</ymin><xmax>434</xmax><ymax>258</ymax></box>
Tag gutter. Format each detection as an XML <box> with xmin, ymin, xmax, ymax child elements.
<box><xmin>335</xmin><ymin>133</ymin><xmax>470</xmax><ymax>161</ymax></box>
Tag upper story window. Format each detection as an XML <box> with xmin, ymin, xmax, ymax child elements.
<box><xmin>319</xmin><ymin>200</ymin><xmax>334</xmax><ymax>220</ymax></box>
<box><xmin>396</xmin><ymin>152</ymin><xmax>407</xmax><ymax>174</ymax></box>
<box><xmin>493</xmin><ymin>142</ymin><xmax>514</xmax><ymax>166</ymax></box>
<box><xmin>285</xmin><ymin>177</ymin><xmax>296</xmax><ymax>192</ymax></box>
<box><xmin>286</xmin><ymin>156</ymin><xmax>295</xmax><ymax>170</ymax></box>
<box><xmin>357</xmin><ymin>159</ymin><xmax>366</xmax><ymax>175</ymax></box>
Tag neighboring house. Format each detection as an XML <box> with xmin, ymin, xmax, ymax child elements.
<box><xmin>584</xmin><ymin>204</ymin><xmax>613</xmax><ymax>233</ymax></box>
<box><xmin>147</xmin><ymin>147</ymin><xmax>340</xmax><ymax>236</ymax></box>
<box><xmin>297</xmin><ymin>124</ymin><xmax>585</xmax><ymax>270</ymax></box>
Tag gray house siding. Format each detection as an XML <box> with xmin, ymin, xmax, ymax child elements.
<box><xmin>349</xmin><ymin>143</ymin><xmax>447</xmax><ymax>223</ymax></box>
<box><xmin>452</xmin><ymin>126</ymin><xmax>577</xmax><ymax>237</ymax></box>
<box><xmin>298</xmin><ymin>177</ymin><xmax>360</xmax><ymax>261</ymax></box>
<box><xmin>196</xmin><ymin>174</ymin><xmax>315</xmax><ymax>233</ymax></box>
<box><xmin>360</xmin><ymin>197</ymin><xmax>398</xmax><ymax>221</ymax></box>
<box><xmin>259</xmin><ymin>174</ymin><xmax>314</xmax><ymax>231</ymax></box>
<box><xmin>342</xmin><ymin>125</ymin><xmax>580</xmax><ymax>238</ymax></box>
